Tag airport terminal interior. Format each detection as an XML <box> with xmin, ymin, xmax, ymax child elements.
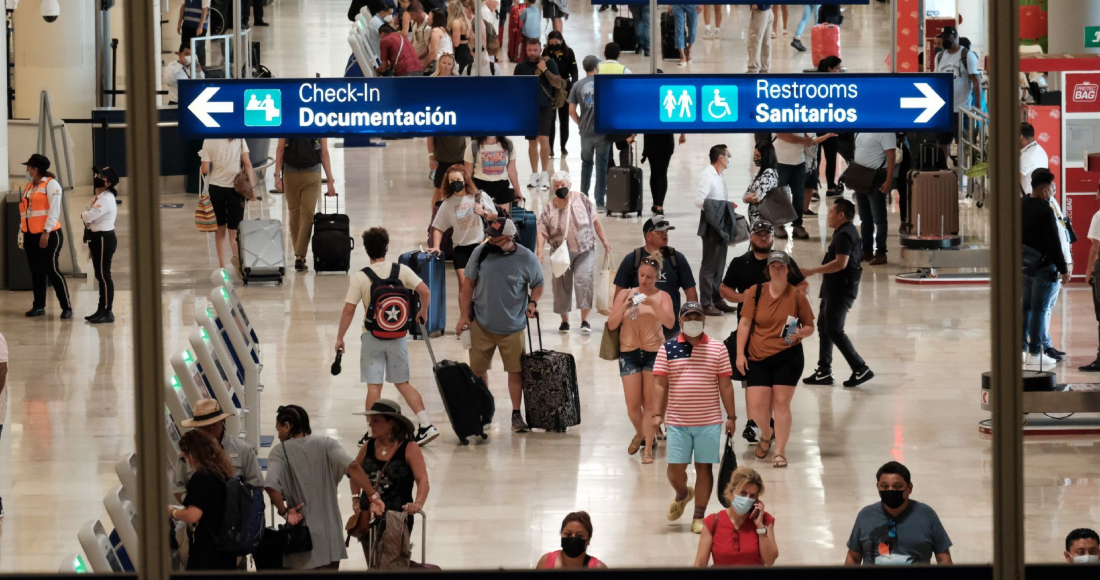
<box><xmin>1</xmin><ymin>0</ymin><xmax>1100</xmax><ymax>574</ymax></box>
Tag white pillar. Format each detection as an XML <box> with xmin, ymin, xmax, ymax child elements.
<box><xmin>1048</xmin><ymin>0</ymin><xmax>1100</xmax><ymax>55</ymax></box>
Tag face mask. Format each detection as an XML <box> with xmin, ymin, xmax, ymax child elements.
<box><xmin>94</xmin><ymin>177</ymin><xmax>107</xmax><ymax>189</ymax></box>
<box><xmin>682</xmin><ymin>321</ymin><xmax>704</xmax><ymax>337</ymax></box>
<box><xmin>941</xmin><ymin>38</ymin><xmax>954</xmax><ymax>49</ymax></box>
<box><xmin>25</xmin><ymin>173</ymin><xmax>32</xmax><ymax>182</ymax></box>
<box><xmin>485</xmin><ymin>243</ymin><xmax>504</xmax><ymax>254</ymax></box>
<box><xmin>183</xmin><ymin>55</ymin><xmax>192</xmax><ymax>65</ymax></box>
<box><xmin>554</xmin><ymin>187</ymin><xmax>569</xmax><ymax>199</ymax></box>
<box><xmin>449</xmin><ymin>181</ymin><xmax>465</xmax><ymax>193</ymax></box>
<box><xmin>753</xmin><ymin>157</ymin><xmax>762</xmax><ymax>167</ymax></box>
<box><xmin>384</xmin><ymin>13</ymin><xmax>394</xmax><ymax>22</ymax></box>
<box><xmin>1073</xmin><ymin>555</ymin><xmax>1100</xmax><ymax>564</ymax></box>
<box><xmin>879</xmin><ymin>489</ymin><xmax>906</xmax><ymax>509</ymax></box>
<box><xmin>731</xmin><ymin>495</ymin><xmax>755</xmax><ymax>515</ymax></box>
<box><xmin>549</xmin><ymin>43</ymin><xmax>562</xmax><ymax>50</ymax></box>
<box><xmin>560</xmin><ymin>536</ymin><xmax>586</xmax><ymax>558</ymax></box>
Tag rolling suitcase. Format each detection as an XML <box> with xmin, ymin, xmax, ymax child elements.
<box><xmin>908</xmin><ymin>141</ymin><xmax>959</xmax><ymax>236</ymax></box>
<box><xmin>312</xmin><ymin>196</ymin><xmax>354</xmax><ymax>273</ymax></box>
<box><xmin>521</xmin><ymin>316</ymin><xmax>581</xmax><ymax>432</ymax></box>
<box><xmin>422</xmin><ymin>326</ymin><xmax>495</xmax><ymax>444</ymax></box>
<box><xmin>237</xmin><ymin>202</ymin><xmax>285</xmax><ymax>285</ymax></box>
<box><xmin>507</xmin><ymin>202</ymin><xmax>538</xmax><ymax>252</ymax></box>
<box><xmin>399</xmin><ymin>250</ymin><xmax>446</xmax><ymax>339</ymax></box>
<box><xmin>507</xmin><ymin>3</ymin><xmax>525</xmax><ymax>63</ymax></box>
<box><xmin>660</xmin><ymin>12</ymin><xmax>679</xmax><ymax>61</ymax></box>
<box><xmin>606</xmin><ymin>144</ymin><xmax>644</xmax><ymax>217</ymax></box>
<box><xmin>811</xmin><ymin>23</ymin><xmax>841</xmax><ymax>67</ymax></box>
<box><xmin>613</xmin><ymin>10</ymin><xmax>637</xmax><ymax>52</ymax></box>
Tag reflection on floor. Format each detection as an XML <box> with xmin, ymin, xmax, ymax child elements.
<box><xmin>0</xmin><ymin>0</ymin><xmax>1097</xmax><ymax>572</ymax></box>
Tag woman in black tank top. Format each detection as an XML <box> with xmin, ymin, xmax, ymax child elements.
<box><xmin>352</xmin><ymin>400</ymin><xmax>430</xmax><ymax>537</ymax></box>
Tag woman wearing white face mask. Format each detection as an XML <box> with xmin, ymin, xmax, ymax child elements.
<box><xmin>1065</xmin><ymin>529</ymin><xmax>1100</xmax><ymax>564</ymax></box>
<box><xmin>694</xmin><ymin>467</ymin><xmax>777</xmax><ymax>566</ymax></box>
<box><xmin>734</xmin><ymin>251</ymin><xmax>815</xmax><ymax>469</ymax></box>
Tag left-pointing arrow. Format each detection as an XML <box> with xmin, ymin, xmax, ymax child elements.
<box><xmin>188</xmin><ymin>87</ymin><xmax>234</xmax><ymax>128</ymax></box>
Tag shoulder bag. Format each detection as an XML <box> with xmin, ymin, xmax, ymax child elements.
<box><xmin>756</xmin><ymin>186</ymin><xmax>798</xmax><ymax>226</ymax></box>
<box><xmin>234</xmin><ymin>139</ymin><xmax>257</xmax><ymax>201</ymax></box>
<box><xmin>549</xmin><ymin>202</ymin><xmax>573</xmax><ymax>278</ymax></box>
<box><xmin>724</xmin><ymin>284</ymin><xmax>763</xmax><ymax>381</ymax></box>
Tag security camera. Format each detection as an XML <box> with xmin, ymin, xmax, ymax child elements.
<box><xmin>41</xmin><ymin>0</ymin><xmax>59</xmax><ymax>22</ymax></box>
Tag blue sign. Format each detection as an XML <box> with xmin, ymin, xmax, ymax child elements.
<box><xmin>594</xmin><ymin>74</ymin><xmax>954</xmax><ymax>134</ymax></box>
<box><xmin>178</xmin><ymin>77</ymin><xmax>539</xmax><ymax>139</ymax></box>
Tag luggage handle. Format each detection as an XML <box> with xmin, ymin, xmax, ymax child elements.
<box><xmin>525</xmin><ymin>310</ymin><xmax>543</xmax><ymax>353</ymax></box>
<box><xmin>323</xmin><ymin>193</ymin><xmax>340</xmax><ymax>215</ymax></box>
<box><xmin>420</xmin><ymin>322</ymin><xmax>438</xmax><ymax>367</ymax></box>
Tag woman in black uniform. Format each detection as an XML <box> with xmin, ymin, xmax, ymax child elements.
<box><xmin>81</xmin><ymin>167</ymin><xmax>119</xmax><ymax>324</ymax></box>
<box><xmin>641</xmin><ymin>132</ymin><xmax>686</xmax><ymax>215</ymax></box>
<box><xmin>544</xmin><ymin>31</ymin><xmax>578</xmax><ymax>157</ymax></box>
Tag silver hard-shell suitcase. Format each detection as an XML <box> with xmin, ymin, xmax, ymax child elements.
<box><xmin>237</xmin><ymin>201</ymin><xmax>285</xmax><ymax>284</ymax></box>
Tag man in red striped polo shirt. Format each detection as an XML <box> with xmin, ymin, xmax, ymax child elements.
<box><xmin>653</xmin><ymin>301</ymin><xmax>737</xmax><ymax>534</ymax></box>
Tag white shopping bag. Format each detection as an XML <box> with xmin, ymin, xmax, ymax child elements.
<box><xmin>595</xmin><ymin>251</ymin><xmax>616</xmax><ymax>315</ymax></box>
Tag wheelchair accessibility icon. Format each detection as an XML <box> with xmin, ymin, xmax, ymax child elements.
<box><xmin>702</xmin><ymin>85</ymin><xmax>738</xmax><ymax>123</ymax></box>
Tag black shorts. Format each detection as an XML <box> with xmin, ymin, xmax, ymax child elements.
<box><xmin>543</xmin><ymin>0</ymin><xmax>565</xmax><ymax>19</ymax></box>
<box><xmin>745</xmin><ymin>343</ymin><xmax>805</xmax><ymax>388</ymax></box>
<box><xmin>433</xmin><ymin>160</ymin><xmax>462</xmax><ymax>189</ymax></box>
<box><xmin>453</xmin><ymin>243</ymin><xmax>478</xmax><ymax>270</ymax></box>
<box><xmin>208</xmin><ymin>184</ymin><xmax>245</xmax><ymax>230</ymax></box>
<box><xmin>474</xmin><ymin>178</ymin><xmax>515</xmax><ymax>205</ymax></box>
<box><xmin>527</xmin><ymin>106</ymin><xmax>556</xmax><ymax>140</ymax></box>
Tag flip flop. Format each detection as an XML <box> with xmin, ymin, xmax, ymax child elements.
<box><xmin>755</xmin><ymin>440</ymin><xmax>771</xmax><ymax>459</ymax></box>
<box><xmin>642</xmin><ymin>452</ymin><xmax>655</xmax><ymax>465</ymax></box>
<box><xmin>774</xmin><ymin>455</ymin><xmax>788</xmax><ymax>468</ymax></box>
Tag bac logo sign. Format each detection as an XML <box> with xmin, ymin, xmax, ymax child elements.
<box><xmin>1073</xmin><ymin>82</ymin><xmax>1098</xmax><ymax>103</ymax></box>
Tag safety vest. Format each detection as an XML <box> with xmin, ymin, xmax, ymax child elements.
<box><xmin>19</xmin><ymin>177</ymin><xmax>60</xmax><ymax>234</ymax></box>
<box><xmin>598</xmin><ymin>61</ymin><xmax>627</xmax><ymax>74</ymax></box>
<box><xmin>183</xmin><ymin>0</ymin><xmax>208</xmax><ymax>31</ymax></box>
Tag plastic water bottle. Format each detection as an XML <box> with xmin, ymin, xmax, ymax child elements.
<box><xmin>460</xmin><ymin>325</ymin><xmax>472</xmax><ymax>350</ymax></box>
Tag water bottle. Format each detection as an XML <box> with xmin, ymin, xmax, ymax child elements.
<box><xmin>460</xmin><ymin>325</ymin><xmax>472</xmax><ymax>350</ymax></box>
<box><xmin>429</xmin><ymin>168</ymin><xmax>436</xmax><ymax>182</ymax></box>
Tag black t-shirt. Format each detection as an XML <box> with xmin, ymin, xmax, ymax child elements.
<box><xmin>184</xmin><ymin>470</ymin><xmax>237</xmax><ymax>571</ymax></box>
<box><xmin>721</xmin><ymin>250</ymin><xmax>806</xmax><ymax>317</ymax></box>
<box><xmin>513</xmin><ymin>57</ymin><xmax>561</xmax><ymax>109</ymax></box>
<box><xmin>822</xmin><ymin>221</ymin><xmax>863</xmax><ymax>299</ymax></box>
<box><xmin>614</xmin><ymin>246</ymin><xmax>696</xmax><ymax>335</ymax></box>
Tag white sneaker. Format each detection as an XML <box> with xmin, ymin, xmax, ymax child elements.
<box><xmin>1025</xmin><ymin>352</ymin><xmax>1059</xmax><ymax>369</ymax></box>
<box><xmin>1021</xmin><ymin>351</ymin><xmax>1028</xmax><ymax>364</ymax></box>
<box><xmin>528</xmin><ymin>173</ymin><xmax>540</xmax><ymax>189</ymax></box>
<box><xmin>539</xmin><ymin>171</ymin><xmax>550</xmax><ymax>189</ymax></box>
<box><xmin>713</xmin><ymin>27</ymin><xmax>721</xmax><ymax>39</ymax></box>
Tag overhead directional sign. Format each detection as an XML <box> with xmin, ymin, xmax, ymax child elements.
<box><xmin>178</xmin><ymin>77</ymin><xmax>539</xmax><ymax>139</ymax></box>
<box><xmin>593</xmin><ymin>73</ymin><xmax>953</xmax><ymax>134</ymax></box>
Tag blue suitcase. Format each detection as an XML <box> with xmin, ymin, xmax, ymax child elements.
<box><xmin>399</xmin><ymin>250</ymin><xmax>446</xmax><ymax>339</ymax></box>
<box><xmin>508</xmin><ymin>203</ymin><xmax>538</xmax><ymax>253</ymax></box>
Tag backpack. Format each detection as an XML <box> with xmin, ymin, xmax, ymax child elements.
<box><xmin>538</xmin><ymin>58</ymin><xmax>569</xmax><ymax>109</ymax></box>
<box><xmin>363</xmin><ymin>264</ymin><xmax>416</xmax><ymax>340</ymax></box>
<box><xmin>935</xmin><ymin>47</ymin><xmax>971</xmax><ymax>76</ymax></box>
<box><xmin>633</xmin><ymin>246</ymin><xmax>679</xmax><ymax>271</ymax></box>
<box><xmin>283</xmin><ymin>138</ymin><xmax>322</xmax><ymax>169</ymax></box>
<box><xmin>214</xmin><ymin>476</ymin><xmax>266</xmax><ymax>556</ymax></box>
<box><xmin>485</xmin><ymin>25</ymin><xmax>500</xmax><ymax>53</ymax></box>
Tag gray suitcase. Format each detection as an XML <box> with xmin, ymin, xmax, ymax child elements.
<box><xmin>237</xmin><ymin>202</ymin><xmax>285</xmax><ymax>285</ymax></box>
<box><xmin>606</xmin><ymin>144</ymin><xmax>643</xmax><ymax>217</ymax></box>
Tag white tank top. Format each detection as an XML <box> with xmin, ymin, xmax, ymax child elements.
<box><xmin>436</xmin><ymin>30</ymin><xmax>454</xmax><ymax>59</ymax></box>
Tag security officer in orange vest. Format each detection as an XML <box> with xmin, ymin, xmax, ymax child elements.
<box><xmin>19</xmin><ymin>154</ymin><xmax>72</xmax><ymax>319</ymax></box>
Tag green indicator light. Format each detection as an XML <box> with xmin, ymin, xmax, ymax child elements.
<box><xmin>201</xmin><ymin>328</ymin><xmax>209</xmax><ymax>339</ymax></box>
<box><xmin>220</xmin><ymin>287</ymin><xmax>229</xmax><ymax>300</ymax></box>
<box><xmin>183</xmin><ymin>350</ymin><xmax>194</xmax><ymax>363</ymax></box>
<box><xmin>171</xmin><ymin>375</ymin><xmax>181</xmax><ymax>389</ymax></box>
<box><xmin>74</xmin><ymin>555</ymin><xmax>87</xmax><ymax>573</ymax></box>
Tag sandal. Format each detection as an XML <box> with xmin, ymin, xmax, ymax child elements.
<box><xmin>755</xmin><ymin>439</ymin><xmax>771</xmax><ymax>459</ymax></box>
<box><xmin>642</xmin><ymin>452</ymin><xmax>655</xmax><ymax>465</ymax></box>
<box><xmin>628</xmin><ymin>435</ymin><xmax>643</xmax><ymax>456</ymax></box>
<box><xmin>774</xmin><ymin>455</ymin><xmax>788</xmax><ymax>468</ymax></box>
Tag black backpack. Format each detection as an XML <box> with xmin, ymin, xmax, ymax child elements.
<box><xmin>363</xmin><ymin>264</ymin><xmax>416</xmax><ymax>340</ymax></box>
<box><xmin>214</xmin><ymin>476</ymin><xmax>266</xmax><ymax>556</ymax></box>
<box><xmin>283</xmin><ymin>138</ymin><xmax>322</xmax><ymax>169</ymax></box>
<box><xmin>633</xmin><ymin>246</ymin><xmax>679</xmax><ymax>270</ymax></box>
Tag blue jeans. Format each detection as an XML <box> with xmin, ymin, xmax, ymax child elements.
<box><xmin>629</xmin><ymin>4</ymin><xmax>650</xmax><ymax>51</ymax></box>
<box><xmin>673</xmin><ymin>5</ymin><xmax>697</xmax><ymax>50</ymax></box>
<box><xmin>854</xmin><ymin>190</ymin><xmax>888</xmax><ymax>255</ymax></box>
<box><xmin>794</xmin><ymin>4</ymin><xmax>819</xmax><ymax>38</ymax></box>
<box><xmin>580</xmin><ymin>134</ymin><xmax>611</xmax><ymax>207</ymax></box>
<box><xmin>1023</xmin><ymin>266</ymin><xmax>1060</xmax><ymax>354</ymax></box>
<box><xmin>1040</xmin><ymin>277</ymin><xmax>1062</xmax><ymax>349</ymax></box>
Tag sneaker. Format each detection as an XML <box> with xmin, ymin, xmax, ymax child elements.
<box><xmin>899</xmin><ymin>223</ymin><xmax>913</xmax><ymax>236</ymax></box>
<box><xmin>1079</xmin><ymin>359</ymin><xmax>1100</xmax><ymax>372</ymax></box>
<box><xmin>1022</xmin><ymin>351</ymin><xmax>1029</xmax><ymax>364</ymax></box>
<box><xmin>85</xmin><ymin>310</ymin><xmax>104</xmax><ymax>321</ymax></box>
<box><xmin>644</xmin><ymin>49</ymin><xmax>651</xmax><ymax>57</ymax></box>
<box><xmin>1048</xmin><ymin>347</ymin><xmax>1066</xmax><ymax>357</ymax></box>
<box><xmin>826</xmin><ymin>187</ymin><xmax>843</xmax><ymax>197</ymax></box>
<box><xmin>742</xmin><ymin>420</ymin><xmax>759</xmax><ymax>443</ymax></box>
<box><xmin>415</xmin><ymin>424</ymin><xmax>440</xmax><ymax>446</ymax></box>
<box><xmin>528</xmin><ymin>173</ymin><xmax>540</xmax><ymax>189</ymax></box>
<box><xmin>295</xmin><ymin>258</ymin><xmax>308</xmax><ymax>272</ymax></box>
<box><xmin>792</xmin><ymin>226</ymin><xmax>810</xmax><ymax>239</ymax></box>
<box><xmin>540</xmin><ymin>171</ymin><xmax>550</xmax><ymax>189</ymax></box>
<box><xmin>843</xmin><ymin>367</ymin><xmax>875</xmax><ymax>388</ymax></box>
<box><xmin>774</xmin><ymin>227</ymin><xmax>789</xmax><ymax>239</ymax></box>
<box><xmin>1024</xmin><ymin>352</ymin><xmax>1059</xmax><ymax>369</ymax></box>
<box><xmin>703</xmin><ymin>305</ymin><xmax>724</xmax><ymax>317</ymax></box>
<box><xmin>666</xmin><ymin>486</ymin><xmax>695</xmax><ymax>521</ymax></box>
<box><xmin>599</xmin><ymin>4</ymin><xmax>610</xmax><ymax>11</ymax></box>
<box><xmin>60</xmin><ymin>308</ymin><xmax>73</xmax><ymax>320</ymax></box>
<box><xmin>869</xmin><ymin>254</ymin><xmax>888</xmax><ymax>266</ymax></box>
<box><xmin>559</xmin><ymin>321</ymin><xmax>570</xmax><ymax>333</ymax></box>
<box><xmin>1043</xmin><ymin>347</ymin><xmax>1064</xmax><ymax>362</ymax></box>
<box><xmin>791</xmin><ymin>38</ymin><xmax>807</xmax><ymax>52</ymax></box>
<box><xmin>713</xmin><ymin>27</ymin><xmax>721</xmax><ymax>39</ymax></box>
<box><xmin>580</xmin><ymin>321</ymin><xmax>592</xmax><ymax>334</ymax></box>
<box><xmin>804</xmin><ymin>209</ymin><xmax>817</xmax><ymax>216</ymax></box>
<box><xmin>89</xmin><ymin>311</ymin><xmax>115</xmax><ymax>324</ymax></box>
<box><xmin>803</xmin><ymin>370</ymin><xmax>835</xmax><ymax>386</ymax></box>
<box><xmin>691</xmin><ymin>518</ymin><xmax>705</xmax><ymax>534</ymax></box>
<box><xmin>511</xmin><ymin>411</ymin><xmax>530</xmax><ymax>433</ymax></box>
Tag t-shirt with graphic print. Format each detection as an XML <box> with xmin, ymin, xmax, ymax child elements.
<box><xmin>464</xmin><ymin>142</ymin><xmax>511</xmax><ymax>182</ymax></box>
<box><xmin>431</xmin><ymin>191</ymin><xmax>496</xmax><ymax>246</ymax></box>
<box><xmin>934</xmin><ymin>48</ymin><xmax>980</xmax><ymax>112</ymax></box>
<box><xmin>567</xmin><ymin>75</ymin><xmax>597</xmax><ymax>137</ymax></box>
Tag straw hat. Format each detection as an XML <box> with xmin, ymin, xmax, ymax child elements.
<box><xmin>353</xmin><ymin>399</ymin><xmax>415</xmax><ymax>435</ymax></box>
<box><xmin>181</xmin><ymin>399</ymin><xmax>231</xmax><ymax>428</ymax></box>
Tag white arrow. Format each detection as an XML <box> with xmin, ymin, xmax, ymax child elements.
<box><xmin>188</xmin><ymin>87</ymin><xmax>234</xmax><ymax>128</ymax></box>
<box><xmin>900</xmin><ymin>82</ymin><xmax>946</xmax><ymax>124</ymax></box>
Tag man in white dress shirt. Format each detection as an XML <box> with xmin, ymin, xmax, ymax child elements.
<box><xmin>1020</xmin><ymin>122</ymin><xmax>1048</xmax><ymax>196</ymax></box>
<box><xmin>695</xmin><ymin>144</ymin><xmax>733</xmax><ymax>317</ymax></box>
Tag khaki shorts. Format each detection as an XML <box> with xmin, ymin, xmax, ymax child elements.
<box><xmin>468</xmin><ymin>319</ymin><xmax>526</xmax><ymax>374</ymax></box>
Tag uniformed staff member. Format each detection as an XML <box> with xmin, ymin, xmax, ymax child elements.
<box><xmin>19</xmin><ymin>154</ymin><xmax>72</xmax><ymax>319</ymax></box>
<box><xmin>81</xmin><ymin>167</ymin><xmax>119</xmax><ymax>324</ymax></box>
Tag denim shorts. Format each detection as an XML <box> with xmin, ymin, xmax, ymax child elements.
<box><xmin>618</xmin><ymin>348</ymin><xmax>658</xmax><ymax>376</ymax></box>
<box><xmin>360</xmin><ymin>333</ymin><xmax>410</xmax><ymax>384</ymax></box>
<box><xmin>666</xmin><ymin>423</ymin><xmax>722</xmax><ymax>464</ymax></box>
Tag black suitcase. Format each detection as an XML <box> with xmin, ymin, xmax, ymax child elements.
<box><xmin>400</xmin><ymin>250</ymin><xmax>446</xmax><ymax>339</ymax></box>
<box><xmin>422</xmin><ymin>327</ymin><xmax>495</xmax><ymax>444</ymax></box>
<box><xmin>613</xmin><ymin>12</ymin><xmax>637</xmax><ymax>52</ymax></box>
<box><xmin>520</xmin><ymin>317</ymin><xmax>581</xmax><ymax>432</ymax></box>
<box><xmin>312</xmin><ymin>196</ymin><xmax>354</xmax><ymax>273</ymax></box>
<box><xmin>606</xmin><ymin>144</ymin><xmax>644</xmax><ymax>217</ymax></box>
<box><xmin>660</xmin><ymin>12</ymin><xmax>680</xmax><ymax>61</ymax></box>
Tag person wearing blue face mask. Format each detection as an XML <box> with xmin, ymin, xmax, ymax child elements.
<box><xmin>694</xmin><ymin>467</ymin><xmax>776</xmax><ymax>566</ymax></box>
<box><xmin>1065</xmin><ymin>529</ymin><xmax>1100</xmax><ymax>564</ymax></box>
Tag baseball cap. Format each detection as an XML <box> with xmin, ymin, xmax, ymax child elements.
<box><xmin>94</xmin><ymin>166</ymin><xmax>120</xmax><ymax>187</ymax></box>
<box><xmin>750</xmin><ymin>219</ymin><xmax>774</xmax><ymax>234</ymax></box>
<box><xmin>679</xmin><ymin>301</ymin><xmax>705</xmax><ymax>317</ymax></box>
<box><xmin>767</xmin><ymin>251</ymin><xmax>791</xmax><ymax>266</ymax></box>
<box><xmin>484</xmin><ymin>217</ymin><xmax>518</xmax><ymax>238</ymax></box>
<box><xmin>582</xmin><ymin>55</ymin><xmax>601</xmax><ymax>72</ymax></box>
<box><xmin>937</xmin><ymin>26</ymin><xmax>958</xmax><ymax>38</ymax></box>
<box><xmin>22</xmin><ymin>153</ymin><xmax>51</xmax><ymax>171</ymax></box>
<box><xmin>643</xmin><ymin>215</ymin><xmax>675</xmax><ymax>234</ymax></box>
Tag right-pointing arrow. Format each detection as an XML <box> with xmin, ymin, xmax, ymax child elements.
<box><xmin>900</xmin><ymin>82</ymin><xmax>946</xmax><ymax>124</ymax></box>
<box><xmin>188</xmin><ymin>87</ymin><xmax>234</xmax><ymax>128</ymax></box>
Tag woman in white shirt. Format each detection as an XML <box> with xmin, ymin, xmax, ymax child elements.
<box><xmin>428</xmin><ymin>165</ymin><xmax>497</xmax><ymax>290</ymax></box>
<box><xmin>81</xmin><ymin>167</ymin><xmax>120</xmax><ymax>324</ymax></box>
<box><xmin>464</xmin><ymin>136</ymin><xmax>523</xmax><ymax>205</ymax></box>
<box><xmin>200</xmin><ymin>138</ymin><xmax>255</xmax><ymax>271</ymax></box>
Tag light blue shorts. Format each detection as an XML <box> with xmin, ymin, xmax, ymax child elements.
<box><xmin>360</xmin><ymin>333</ymin><xmax>410</xmax><ymax>384</ymax></box>
<box><xmin>666</xmin><ymin>423</ymin><xmax>722</xmax><ymax>464</ymax></box>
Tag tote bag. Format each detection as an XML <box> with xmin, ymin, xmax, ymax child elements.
<box><xmin>595</xmin><ymin>252</ymin><xmax>616</xmax><ymax>315</ymax></box>
<box><xmin>195</xmin><ymin>174</ymin><xmax>218</xmax><ymax>233</ymax></box>
<box><xmin>550</xmin><ymin>205</ymin><xmax>573</xmax><ymax>278</ymax></box>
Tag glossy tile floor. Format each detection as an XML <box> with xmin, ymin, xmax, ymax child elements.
<box><xmin>2</xmin><ymin>0</ymin><xmax>1099</xmax><ymax>572</ymax></box>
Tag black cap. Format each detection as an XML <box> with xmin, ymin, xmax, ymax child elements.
<box><xmin>94</xmin><ymin>166</ymin><xmax>119</xmax><ymax>187</ymax></box>
<box><xmin>937</xmin><ymin>26</ymin><xmax>958</xmax><ymax>38</ymax></box>
<box><xmin>750</xmin><ymin>219</ymin><xmax>774</xmax><ymax>234</ymax></box>
<box><xmin>643</xmin><ymin>215</ymin><xmax>675</xmax><ymax>234</ymax></box>
<box><xmin>22</xmin><ymin>153</ymin><xmax>51</xmax><ymax>172</ymax></box>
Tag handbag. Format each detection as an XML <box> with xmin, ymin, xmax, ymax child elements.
<box><xmin>724</xmin><ymin>284</ymin><xmax>763</xmax><ymax>381</ymax></box>
<box><xmin>732</xmin><ymin>213</ymin><xmax>749</xmax><ymax>245</ymax></box>
<box><xmin>840</xmin><ymin>161</ymin><xmax>884</xmax><ymax>193</ymax></box>
<box><xmin>595</xmin><ymin>251</ymin><xmax>615</xmax><ymax>315</ymax></box>
<box><xmin>195</xmin><ymin>174</ymin><xmax>217</xmax><ymax>233</ymax></box>
<box><xmin>549</xmin><ymin>203</ymin><xmax>572</xmax><ymax>278</ymax></box>
<box><xmin>598</xmin><ymin>322</ymin><xmax>620</xmax><ymax>361</ymax></box>
<box><xmin>756</xmin><ymin>186</ymin><xmax>798</xmax><ymax>226</ymax></box>
<box><xmin>269</xmin><ymin>445</ymin><xmax>314</xmax><ymax>561</ymax></box>
<box><xmin>1062</xmin><ymin>214</ymin><xmax>1079</xmax><ymax>245</ymax></box>
<box><xmin>716</xmin><ymin>431</ymin><xmax>737</xmax><ymax>508</ymax></box>
<box><xmin>234</xmin><ymin>139</ymin><xmax>256</xmax><ymax>200</ymax></box>
<box><xmin>344</xmin><ymin>442</ymin><xmax>397</xmax><ymax>545</ymax></box>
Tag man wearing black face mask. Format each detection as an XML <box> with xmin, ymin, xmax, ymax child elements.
<box><xmin>933</xmin><ymin>26</ymin><xmax>980</xmax><ymax>159</ymax></box>
<box><xmin>844</xmin><ymin>461</ymin><xmax>953</xmax><ymax>566</ymax></box>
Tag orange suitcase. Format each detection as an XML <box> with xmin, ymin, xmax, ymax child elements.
<box><xmin>907</xmin><ymin>169</ymin><xmax>959</xmax><ymax>236</ymax></box>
